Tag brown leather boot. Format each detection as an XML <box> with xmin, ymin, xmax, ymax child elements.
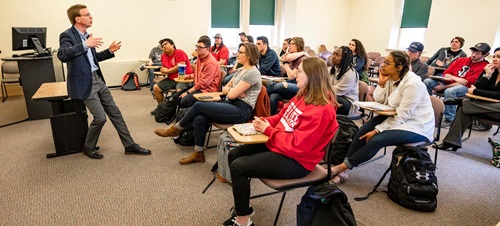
<box><xmin>179</xmin><ymin>151</ymin><xmax>205</xmax><ymax>165</ymax></box>
<box><xmin>154</xmin><ymin>126</ymin><xmax>181</xmax><ymax>137</ymax></box>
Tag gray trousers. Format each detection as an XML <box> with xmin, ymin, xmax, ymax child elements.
<box><xmin>83</xmin><ymin>73</ymin><xmax>135</xmax><ymax>150</ymax></box>
<box><xmin>443</xmin><ymin>98</ymin><xmax>500</xmax><ymax>147</ymax></box>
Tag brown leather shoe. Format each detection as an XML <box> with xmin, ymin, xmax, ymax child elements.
<box><xmin>154</xmin><ymin>126</ymin><xmax>181</xmax><ymax>137</ymax></box>
<box><xmin>216</xmin><ymin>171</ymin><xmax>232</xmax><ymax>184</ymax></box>
<box><xmin>179</xmin><ymin>151</ymin><xmax>205</xmax><ymax>165</ymax></box>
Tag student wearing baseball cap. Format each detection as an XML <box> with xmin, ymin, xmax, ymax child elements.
<box><xmin>407</xmin><ymin>41</ymin><xmax>429</xmax><ymax>81</ymax></box>
<box><xmin>423</xmin><ymin>42</ymin><xmax>490</xmax><ymax>128</ymax></box>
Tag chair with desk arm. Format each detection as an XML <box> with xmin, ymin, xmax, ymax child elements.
<box><xmin>249</xmin><ymin>133</ymin><xmax>337</xmax><ymax>226</ymax></box>
<box><xmin>1</xmin><ymin>61</ymin><xmax>20</xmax><ymax>102</ymax></box>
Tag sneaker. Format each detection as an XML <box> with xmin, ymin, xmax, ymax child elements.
<box><xmin>223</xmin><ymin>206</ymin><xmax>255</xmax><ymax>226</ymax></box>
<box><xmin>441</xmin><ymin>120</ymin><xmax>452</xmax><ymax>129</ymax></box>
<box><xmin>471</xmin><ymin>120</ymin><xmax>492</xmax><ymax>131</ymax></box>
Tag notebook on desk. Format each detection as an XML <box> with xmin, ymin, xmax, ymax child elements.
<box><xmin>429</xmin><ymin>76</ymin><xmax>453</xmax><ymax>82</ymax></box>
<box><xmin>233</xmin><ymin>123</ymin><xmax>261</xmax><ymax>136</ymax></box>
<box><xmin>354</xmin><ymin>101</ymin><xmax>395</xmax><ymax>111</ymax></box>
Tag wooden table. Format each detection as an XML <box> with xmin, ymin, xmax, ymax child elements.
<box><xmin>32</xmin><ymin>82</ymin><xmax>88</xmax><ymax>158</ymax></box>
<box><xmin>355</xmin><ymin>101</ymin><xmax>397</xmax><ymax>116</ymax></box>
<box><xmin>227</xmin><ymin>126</ymin><xmax>269</xmax><ymax>144</ymax></box>
<box><xmin>466</xmin><ymin>93</ymin><xmax>500</xmax><ymax>103</ymax></box>
<box><xmin>193</xmin><ymin>92</ymin><xmax>224</xmax><ymax>102</ymax></box>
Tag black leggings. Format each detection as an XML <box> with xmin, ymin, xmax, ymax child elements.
<box><xmin>228</xmin><ymin>143</ymin><xmax>310</xmax><ymax>216</ymax></box>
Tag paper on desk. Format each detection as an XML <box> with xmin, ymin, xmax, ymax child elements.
<box><xmin>261</xmin><ymin>75</ymin><xmax>285</xmax><ymax>81</ymax></box>
<box><xmin>233</xmin><ymin>123</ymin><xmax>262</xmax><ymax>136</ymax></box>
<box><xmin>354</xmin><ymin>101</ymin><xmax>395</xmax><ymax>111</ymax></box>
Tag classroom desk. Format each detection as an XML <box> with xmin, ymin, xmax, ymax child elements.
<box><xmin>193</xmin><ymin>92</ymin><xmax>224</xmax><ymax>102</ymax></box>
<box><xmin>174</xmin><ymin>78</ymin><xmax>194</xmax><ymax>83</ymax></box>
<box><xmin>143</xmin><ymin>65</ymin><xmax>161</xmax><ymax>69</ymax></box>
<box><xmin>32</xmin><ymin>82</ymin><xmax>88</xmax><ymax>158</ymax></box>
<box><xmin>466</xmin><ymin>93</ymin><xmax>500</xmax><ymax>103</ymax></box>
<box><xmin>227</xmin><ymin>126</ymin><xmax>269</xmax><ymax>144</ymax></box>
<box><xmin>356</xmin><ymin>102</ymin><xmax>397</xmax><ymax>116</ymax></box>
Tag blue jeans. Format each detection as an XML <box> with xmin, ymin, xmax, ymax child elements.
<box><xmin>147</xmin><ymin>62</ymin><xmax>162</xmax><ymax>90</ymax></box>
<box><xmin>345</xmin><ymin>115</ymin><xmax>428</xmax><ymax>168</ymax></box>
<box><xmin>423</xmin><ymin>78</ymin><xmax>468</xmax><ymax>121</ymax></box>
<box><xmin>267</xmin><ymin>81</ymin><xmax>299</xmax><ymax>115</ymax></box>
<box><xmin>179</xmin><ymin>99</ymin><xmax>253</xmax><ymax>147</ymax></box>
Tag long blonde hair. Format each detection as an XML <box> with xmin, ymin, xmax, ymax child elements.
<box><xmin>296</xmin><ymin>57</ymin><xmax>338</xmax><ymax>106</ymax></box>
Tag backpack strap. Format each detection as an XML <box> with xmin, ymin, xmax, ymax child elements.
<box><xmin>354</xmin><ymin>165</ymin><xmax>391</xmax><ymax>201</ymax></box>
<box><xmin>121</xmin><ymin>73</ymin><xmax>130</xmax><ymax>87</ymax></box>
<box><xmin>201</xmin><ymin>162</ymin><xmax>219</xmax><ymax>194</ymax></box>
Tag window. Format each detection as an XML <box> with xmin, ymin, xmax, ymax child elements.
<box><xmin>391</xmin><ymin>0</ymin><xmax>432</xmax><ymax>49</ymax></box>
<box><xmin>210</xmin><ymin>0</ymin><xmax>277</xmax><ymax>47</ymax></box>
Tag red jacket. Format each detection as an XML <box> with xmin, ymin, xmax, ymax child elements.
<box><xmin>443</xmin><ymin>57</ymin><xmax>489</xmax><ymax>87</ymax></box>
<box><xmin>263</xmin><ymin>96</ymin><xmax>338</xmax><ymax>171</ymax></box>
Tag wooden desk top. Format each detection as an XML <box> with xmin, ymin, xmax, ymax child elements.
<box><xmin>138</xmin><ymin>59</ymin><xmax>149</xmax><ymax>63</ymax></box>
<box><xmin>227</xmin><ymin>126</ymin><xmax>269</xmax><ymax>144</ymax></box>
<box><xmin>261</xmin><ymin>75</ymin><xmax>286</xmax><ymax>82</ymax></box>
<box><xmin>429</xmin><ymin>75</ymin><xmax>453</xmax><ymax>82</ymax></box>
<box><xmin>466</xmin><ymin>93</ymin><xmax>500</xmax><ymax>103</ymax></box>
<box><xmin>154</xmin><ymin>71</ymin><xmax>166</xmax><ymax>75</ymax></box>
<box><xmin>144</xmin><ymin>65</ymin><xmax>161</xmax><ymax>69</ymax></box>
<box><xmin>32</xmin><ymin>82</ymin><xmax>68</xmax><ymax>101</ymax></box>
<box><xmin>174</xmin><ymin>78</ymin><xmax>194</xmax><ymax>83</ymax></box>
<box><xmin>193</xmin><ymin>92</ymin><xmax>224</xmax><ymax>102</ymax></box>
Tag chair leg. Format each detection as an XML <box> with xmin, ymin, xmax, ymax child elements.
<box><xmin>205</xmin><ymin>125</ymin><xmax>213</xmax><ymax>149</ymax></box>
<box><xmin>272</xmin><ymin>191</ymin><xmax>287</xmax><ymax>226</ymax></box>
<box><xmin>434</xmin><ymin>145</ymin><xmax>438</xmax><ymax>166</ymax></box>
<box><xmin>462</xmin><ymin>125</ymin><xmax>473</xmax><ymax>142</ymax></box>
<box><xmin>494</xmin><ymin>126</ymin><xmax>500</xmax><ymax>136</ymax></box>
<box><xmin>1</xmin><ymin>83</ymin><xmax>8</xmax><ymax>102</ymax></box>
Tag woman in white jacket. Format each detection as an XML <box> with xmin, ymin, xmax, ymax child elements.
<box><xmin>330</xmin><ymin>50</ymin><xmax>434</xmax><ymax>184</ymax></box>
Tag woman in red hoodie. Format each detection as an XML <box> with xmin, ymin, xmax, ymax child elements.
<box><xmin>223</xmin><ymin>57</ymin><xmax>339</xmax><ymax>226</ymax></box>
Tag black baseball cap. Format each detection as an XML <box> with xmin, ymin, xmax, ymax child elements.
<box><xmin>238</xmin><ymin>32</ymin><xmax>246</xmax><ymax>36</ymax></box>
<box><xmin>470</xmin><ymin>42</ymin><xmax>491</xmax><ymax>53</ymax></box>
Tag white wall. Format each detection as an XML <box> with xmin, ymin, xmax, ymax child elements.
<box><xmin>347</xmin><ymin>0</ymin><xmax>500</xmax><ymax>57</ymax></box>
<box><xmin>0</xmin><ymin>0</ymin><xmax>209</xmax><ymax>85</ymax></box>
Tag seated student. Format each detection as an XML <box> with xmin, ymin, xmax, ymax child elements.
<box><xmin>222</xmin><ymin>36</ymin><xmax>258</xmax><ymax>86</ymax></box>
<box><xmin>330</xmin><ymin>51</ymin><xmax>434</xmax><ymax>185</ymax></box>
<box><xmin>268</xmin><ymin>37</ymin><xmax>308</xmax><ymax>115</ymax></box>
<box><xmin>153</xmin><ymin>43</ymin><xmax>262</xmax><ymax>165</ymax></box>
<box><xmin>279</xmin><ymin>38</ymin><xmax>290</xmax><ymax>57</ymax></box>
<box><xmin>426</xmin><ymin>36</ymin><xmax>468</xmax><ymax>71</ymax></box>
<box><xmin>244</xmin><ymin>35</ymin><xmax>254</xmax><ymax>44</ymax></box>
<box><xmin>152</xmin><ymin>38</ymin><xmax>193</xmax><ymax>105</ymax></box>
<box><xmin>331</xmin><ymin>46</ymin><xmax>359</xmax><ymax>116</ymax></box>
<box><xmin>437</xmin><ymin>47</ymin><xmax>500</xmax><ymax>151</ymax></box>
<box><xmin>348</xmin><ymin>38</ymin><xmax>368</xmax><ymax>81</ymax></box>
<box><xmin>211</xmin><ymin>33</ymin><xmax>230</xmax><ymax>65</ymax></box>
<box><xmin>256</xmin><ymin>36</ymin><xmax>281</xmax><ymax>77</ymax></box>
<box><xmin>423</xmin><ymin>42</ymin><xmax>490</xmax><ymax>128</ymax></box>
<box><xmin>223</xmin><ymin>57</ymin><xmax>338</xmax><ymax>226</ymax></box>
<box><xmin>172</xmin><ymin>36</ymin><xmax>221</xmax><ymax>108</ymax></box>
<box><xmin>141</xmin><ymin>41</ymin><xmax>163</xmax><ymax>91</ymax></box>
<box><xmin>407</xmin><ymin>42</ymin><xmax>429</xmax><ymax>81</ymax></box>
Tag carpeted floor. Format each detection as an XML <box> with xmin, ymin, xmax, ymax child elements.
<box><xmin>0</xmin><ymin>88</ymin><xmax>499</xmax><ymax>226</ymax></box>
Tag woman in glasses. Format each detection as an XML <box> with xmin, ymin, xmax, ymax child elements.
<box><xmin>330</xmin><ymin>50</ymin><xmax>434</xmax><ymax>185</ymax></box>
<box><xmin>154</xmin><ymin>43</ymin><xmax>262</xmax><ymax>165</ymax></box>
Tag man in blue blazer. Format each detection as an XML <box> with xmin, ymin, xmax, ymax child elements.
<box><xmin>57</xmin><ymin>4</ymin><xmax>151</xmax><ymax>159</ymax></box>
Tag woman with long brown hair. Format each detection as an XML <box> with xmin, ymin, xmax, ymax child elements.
<box><xmin>223</xmin><ymin>57</ymin><xmax>339</xmax><ymax>226</ymax></box>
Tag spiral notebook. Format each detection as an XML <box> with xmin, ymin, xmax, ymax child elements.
<box><xmin>232</xmin><ymin>123</ymin><xmax>261</xmax><ymax>136</ymax></box>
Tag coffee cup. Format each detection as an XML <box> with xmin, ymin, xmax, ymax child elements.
<box><xmin>178</xmin><ymin>63</ymin><xmax>186</xmax><ymax>80</ymax></box>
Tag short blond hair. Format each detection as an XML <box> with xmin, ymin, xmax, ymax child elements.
<box><xmin>67</xmin><ymin>4</ymin><xmax>87</xmax><ymax>25</ymax></box>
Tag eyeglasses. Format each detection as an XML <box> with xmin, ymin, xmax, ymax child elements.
<box><xmin>195</xmin><ymin>45</ymin><xmax>208</xmax><ymax>50</ymax></box>
<box><xmin>79</xmin><ymin>13</ymin><xmax>91</xmax><ymax>17</ymax></box>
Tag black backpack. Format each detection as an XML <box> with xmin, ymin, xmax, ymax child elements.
<box><xmin>121</xmin><ymin>71</ymin><xmax>140</xmax><ymax>91</ymax></box>
<box><xmin>387</xmin><ymin>145</ymin><xmax>438</xmax><ymax>212</ymax></box>
<box><xmin>330</xmin><ymin>115</ymin><xmax>359</xmax><ymax>165</ymax></box>
<box><xmin>355</xmin><ymin>145</ymin><xmax>438</xmax><ymax>212</ymax></box>
<box><xmin>297</xmin><ymin>183</ymin><xmax>357</xmax><ymax>226</ymax></box>
<box><xmin>154</xmin><ymin>98</ymin><xmax>179</xmax><ymax>124</ymax></box>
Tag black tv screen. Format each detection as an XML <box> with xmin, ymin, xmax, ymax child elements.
<box><xmin>12</xmin><ymin>27</ymin><xmax>47</xmax><ymax>52</ymax></box>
